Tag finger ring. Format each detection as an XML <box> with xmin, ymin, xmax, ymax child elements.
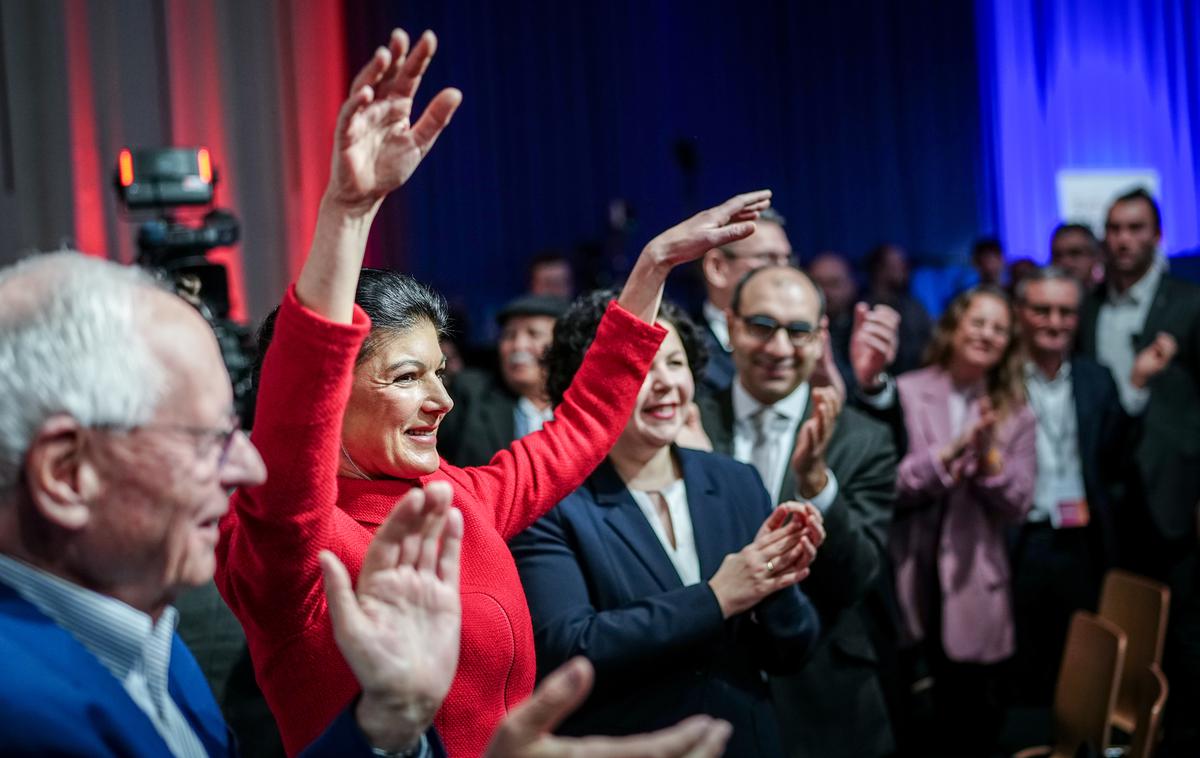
<box><xmin>766</xmin><ymin>559</ymin><xmax>775</xmax><ymax>573</ymax></box>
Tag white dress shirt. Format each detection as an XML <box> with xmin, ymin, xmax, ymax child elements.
<box><xmin>630</xmin><ymin>479</ymin><xmax>702</xmax><ymax>586</ymax></box>
<box><xmin>0</xmin><ymin>554</ymin><xmax>208</xmax><ymax>758</ymax></box>
<box><xmin>513</xmin><ymin>396</ymin><xmax>554</xmax><ymax>438</ymax></box>
<box><xmin>1096</xmin><ymin>255</ymin><xmax>1164</xmax><ymax>414</ymax></box>
<box><xmin>703</xmin><ymin>300</ymin><xmax>732</xmax><ymax>352</ymax></box>
<box><xmin>731</xmin><ymin>379</ymin><xmax>839</xmax><ymax>510</ymax></box>
<box><xmin>1024</xmin><ymin>362</ymin><xmax>1087</xmax><ymax>525</ymax></box>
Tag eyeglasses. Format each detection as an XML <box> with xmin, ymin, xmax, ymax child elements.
<box><xmin>738</xmin><ymin>315</ymin><xmax>819</xmax><ymax>345</ymax></box>
<box><xmin>721</xmin><ymin>249</ymin><xmax>796</xmax><ymax>267</ymax></box>
<box><xmin>95</xmin><ymin>412</ymin><xmax>243</xmax><ymax>469</ymax></box>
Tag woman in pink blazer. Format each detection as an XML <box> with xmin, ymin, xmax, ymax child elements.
<box><xmin>891</xmin><ymin>285</ymin><xmax>1036</xmax><ymax>757</ymax></box>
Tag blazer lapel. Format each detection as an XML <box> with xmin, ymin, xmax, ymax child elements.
<box><xmin>916</xmin><ymin>370</ymin><xmax>955</xmax><ymax>448</ymax></box>
<box><xmin>676</xmin><ymin>448</ymin><xmax>728</xmax><ymax>578</ymax></box>
<box><xmin>1138</xmin><ymin>277</ymin><xmax>1174</xmax><ymax>350</ymax></box>
<box><xmin>592</xmin><ymin>460</ymin><xmax>683</xmax><ymax>592</ymax></box>
<box><xmin>699</xmin><ymin>388</ymin><xmax>736</xmax><ymax>456</ymax></box>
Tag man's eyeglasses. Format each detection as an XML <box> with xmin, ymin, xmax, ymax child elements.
<box><xmin>721</xmin><ymin>249</ymin><xmax>796</xmax><ymax>267</ymax></box>
<box><xmin>738</xmin><ymin>315</ymin><xmax>819</xmax><ymax>346</ymax></box>
<box><xmin>95</xmin><ymin>413</ymin><xmax>242</xmax><ymax>469</ymax></box>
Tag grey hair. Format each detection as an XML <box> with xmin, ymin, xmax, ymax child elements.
<box><xmin>1013</xmin><ymin>265</ymin><xmax>1083</xmax><ymax>303</ymax></box>
<box><xmin>0</xmin><ymin>252</ymin><xmax>168</xmax><ymax>489</ymax></box>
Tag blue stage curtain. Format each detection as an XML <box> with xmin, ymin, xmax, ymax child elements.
<box><xmin>977</xmin><ymin>0</ymin><xmax>1200</xmax><ymax>262</ymax></box>
<box><xmin>343</xmin><ymin>0</ymin><xmax>991</xmax><ymax>341</ymax></box>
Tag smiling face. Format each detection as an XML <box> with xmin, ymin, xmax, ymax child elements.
<box><xmin>498</xmin><ymin>314</ymin><xmax>556</xmax><ymax>400</ymax></box>
<box><xmin>728</xmin><ymin>268</ymin><xmax>825</xmax><ymax>405</ymax></box>
<box><xmin>948</xmin><ymin>292</ymin><xmax>1012</xmax><ymax>378</ymax></box>
<box><xmin>341</xmin><ymin>320</ymin><xmax>453</xmax><ymax>478</ymax></box>
<box><xmin>1018</xmin><ymin>277</ymin><xmax>1080</xmax><ymax>360</ymax></box>
<box><xmin>80</xmin><ymin>292</ymin><xmax>266</xmax><ymax>605</ymax></box>
<box><xmin>615</xmin><ymin>322</ymin><xmax>694</xmax><ymax>453</ymax></box>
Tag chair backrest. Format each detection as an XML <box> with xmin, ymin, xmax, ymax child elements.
<box><xmin>1098</xmin><ymin>569</ymin><xmax>1170</xmax><ymax>731</ymax></box>
<box><xmin>1051</xmin><ymin>611</ymin><xmax>1126</xmax><ymax>757</ymax></box>
<box><xmin>1128</xmin><ymin>664</ymin><xmax>1169</xmax><ymax>758</ymax></box>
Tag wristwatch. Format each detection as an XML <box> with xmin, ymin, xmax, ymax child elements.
<box><xmin>372</xmin><ymin>734</ymin><xmax>427</xmax><ymax>758</ymax></box>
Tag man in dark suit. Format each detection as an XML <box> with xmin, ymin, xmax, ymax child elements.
<box><xmin>439</xmin><ymin>294</ymin><xmax>567</xmax><ymax>467</ymax></box>
<box><xmin>696</xmin><ymin>208</ymin><xmax>794</xmax><ymax>393</ymax></box>
<box><xmin>697</xmin><ymin>264</ymin><xmax>899</xmax><ymax>758</ymax></box>
<box><xmin>1077</xmin><ymin>188</ymin><xmax>1200</xmax><ymax>579</ymax></box>
<box><xmin>1009</xmin><ymin>266</ymin><xmax>1133</xmax><ymax>706</ymax></box>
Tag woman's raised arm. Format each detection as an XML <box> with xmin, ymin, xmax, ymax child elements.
<box><xmin>296</xmin><ymin>28</ymin><xmax>462</xmax><ymax>322</ymax></box>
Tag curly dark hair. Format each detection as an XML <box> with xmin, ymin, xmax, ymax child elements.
<box><xmin>545</xmin><ymin>290</ymin><xmax>707</xmax><ymax>407</ymax></box>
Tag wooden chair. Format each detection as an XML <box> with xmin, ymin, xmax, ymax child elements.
<box><xmin>1012</xmin><ymin>611</ymin><xmax>1126</xmax><ymax>758</ymax></box>
<box><xmin>1127</xmin><ymin>664</ymin><xmax>1168</xmax><ymax>758</ymax></box>
<box><xmin>1098</xmin><ymin>570</ymin><xmax>1170</xmax><ymax>734</ymax></box>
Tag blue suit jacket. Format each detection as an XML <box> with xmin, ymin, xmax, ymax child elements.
<box><xmin>0</xmin><ymin>582</ymin><xmax>445</xmax><ymax>757</ymax></box>
<box><xmin>510</xmin><ymin>448</ymin><xmax>819</xmax><ymax>758</ymax></box>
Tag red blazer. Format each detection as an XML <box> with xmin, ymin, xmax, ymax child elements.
<box><xmin>215</xmin><ymin>287</ymin><xmax>664</xmax><ymax>757</ymax></box>
<box><xmin>890</xmin><ymin>366</ymin><xmax>1036</xmax><ymax>664</ymax></box>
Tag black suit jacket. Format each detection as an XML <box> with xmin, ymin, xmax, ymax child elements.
<box><xmin>510</xmin><ymin>450</ymin><xmax>820</xmax><ymax>758</ymax></box>
<box><xmin>699</xmin><ymin>387</ymin><xmax>898</xmax><ymax>758</ymax></box>
<box><xmin>1068</xmin><ymin>356</ymin><xmax>1133</xmax><ymax>569</ymax></box>
<box><xmin>437</xmin><ymin>368</ymin><xmax>518</xmax><ymax>468</ymax></box>
<box><xmin>1079</xmin><ymin>275</ymin><xmax>1200</xmax><ymax>545</ymax></box>
<box><xmin>699</xmin><ymin>321</ymin><xmax>736</xmax><ymax>394</ymax></box>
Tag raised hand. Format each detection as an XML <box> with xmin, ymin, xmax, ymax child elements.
<box><xmin>319</xmin><ymin>482</ymin><xmax>463</xmax><ymax>753</ymax></box>
<box><xmin>329</xmin><ymin>29</ymin><xmax>463</xmax><ymax>214</ymax></box>
<box><xmin>790</xmin><ymin>385</ymin><xmax>842</xmax><ymax>498</ymax></box>
<box><xmin>485</xmin><ymin>657</ymin><xmax>731</xmax><ymax>758</ymax></box>
<box><xmin>618</xmin><ymin>191</ymin><xmax>772</xmax><ymax>323</ymax></box>
<box><xmin>849</xmin><ymin>302</ymin><xmax>900</xmax><ymax>390</ymax></box>
<box><xmin>708</xmin><ymin>504</ymin><xmax>814</xmax><ymax>618</ymax></box>
<box><xmin>642</xmin><ymin>191</ymin><xmax>773</xmax><ymax>269</ymax></box>
<box><xmin>1131</xmin><ymin>331</ymin><xmax>1178</xmax><ymax>388</ymax></box>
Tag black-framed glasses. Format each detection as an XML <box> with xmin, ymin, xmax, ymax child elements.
<box><xmin>720</xmin><ymin>248</ymin><xmax>796</xmax><ymax>267</ymax></box>
<box><xmin>95</xmin><ymin>412</ymin><xmax>242</xmax><ymax>469</ymax></box>
<box><xmin>739</xmin><ymin>314</ymin><xmax>818</xmax><ymax>346</ymax></box>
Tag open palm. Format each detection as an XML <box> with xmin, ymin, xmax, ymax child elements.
<box><xmin>329</xmin><ymin>28</ymin><xmax>463</xmax><ymax>211</ymax></box>
<box><xmin>320</xmin><ymin>482</ymin><xmax>462</xmax><ymax>725</ymax></box>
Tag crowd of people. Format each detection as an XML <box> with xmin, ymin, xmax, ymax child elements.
<box><xmin>0</xmin><ymin>25</ymin><xmax>1197</xmax><ymax>758</ymax></box>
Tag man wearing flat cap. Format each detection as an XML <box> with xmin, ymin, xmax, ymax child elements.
<box><xmin>438</xmin><ymin>294</ymin><xmax>568</xmax><ymax>467</ymax></box>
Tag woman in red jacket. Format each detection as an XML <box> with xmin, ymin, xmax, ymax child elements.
<box><xmin>214</xmin><ymin>28</ymin><xmax>772</xmax><ymax>758</ymax></box>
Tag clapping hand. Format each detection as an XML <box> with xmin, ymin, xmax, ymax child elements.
<box><xmin>485</xmin><ymin>658</ymin><xmax>731</xmax><ymax>758</ymax></box>
<box><xmin>708</xmin><ymin>503</ymin><xmax>817</xmax><ymax>618</ymax></box>
<box><xmin>790</xmin><ymin>386</ymin><xmax>842</xmax><ymax>498</ymax></box>
<box><xmin>809</xmin><ymin>329</ymin><xmax>847</xmax><ymax>407</ymax></box>
<box><xmin>328</xmin><ymin>28</ymin><xmax>463</xmax><ymax>214</ymax></box>
<box><xmin>1131</xmin><ymin>332</ymin><xmax>1178</xmax><ymax>389</ymax></box>
<box><xmin>939</xmin><ymin>396</ymin><xmax>999</xmax><ymax>479</ymax></box>
<box><xmin>320</xmin><ymin>482</ymin><xmax>463</xmax><ymax>753</ymax></box>
<box><xmin>849</xmin><ymin>303</ymin><xmax>900</xmax><ymax>391</ymax></box>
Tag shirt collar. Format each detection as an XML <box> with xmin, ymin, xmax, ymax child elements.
<box><xmin>1107</xmin><ymin>252</ymin><xmax>1166</xmax><ymax>306</ymax></box>
<box><xmin>732</xmin><ymin>377</ymin><xmax>810</xmax><ymax>424</ymax></box>
<box><xmin>1023</xmin><ymin>359</ymin><xmax>1072</xmax><ymax>384</ymax></box>
<box><xmin>702</xmin><ymin>301</ymin><xmax>731</xmax><ymax>352</ymax></box>
<box><xmin>0</xmin><ymin>553</ymin><xmax>177</xmax><ymax>683</ymax></box>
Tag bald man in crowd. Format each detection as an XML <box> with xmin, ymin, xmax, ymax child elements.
<box><xmin>697</xmin><ymin>264</ymin><xmax>899</xmax><ymax>758</ymax></box>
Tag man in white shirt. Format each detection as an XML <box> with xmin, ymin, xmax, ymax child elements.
<box><xmin>1078</xmin><ymin>188</ymin><xmax>1200</xmax><ymax>579</ymax></box>
<box><xmin>1009</xmin><ymin>266</ymin><xmax>1133</xmax><ymax>707</ymax></box>
<box><xmin>697</xmin><ymin>265</ymin><xmax>899</xmax><ymax>758</ymax></box>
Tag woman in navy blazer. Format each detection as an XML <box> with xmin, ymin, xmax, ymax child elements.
<box><xmin>890</xmin><ymin>286</ymin><xmax>1036</xmax><ymax>756</ymax></box>
<box><xmin>511</xmin><ymin>293</ymin><xmax>823</xmax><ymax>757</ymax></box>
